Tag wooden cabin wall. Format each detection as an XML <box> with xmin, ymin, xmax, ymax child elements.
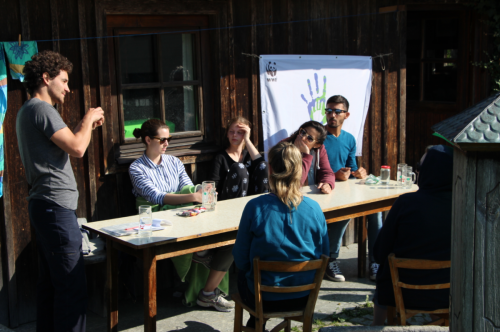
<box><xmin>0</xmin><ymin>0</ymin><xmax>490</xmax><ymax>327</ymax></box>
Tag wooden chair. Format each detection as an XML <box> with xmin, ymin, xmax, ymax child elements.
<box><xmin>233</xmin><ymin>255</ymin><xmax>329</xmax><ymax>332</ymax></box>
<box><xmin>387</xmin><ymin>253</ymin><xmax>450</xmax><ymax>326</ymax></box>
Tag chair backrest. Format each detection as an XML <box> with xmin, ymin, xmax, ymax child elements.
<box><xmin>252</xmin><ymin>255</ymin><xmax>329</xmax><ymax>321</ymax></box>
<box><xmin>388</xmin><ymin>253</ymin><xmax>451</xmax><ymax>324</ymax></box>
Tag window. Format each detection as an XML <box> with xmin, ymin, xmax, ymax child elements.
<box><xmin>107</xmin><ymin>15</ymin><xmax>213</xmax><ymax>154</ymax></box>
<box><xmin>407</xmin><ymin>13</ymin><xmax>460</xmax><ymax>102</ymax></box>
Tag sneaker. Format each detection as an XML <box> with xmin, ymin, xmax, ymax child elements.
<box><xmin>325</xmin><ymin>258</ymin><xmax>345</xmax><ymax>282</ymax></box>
<box><xmin>192</xmin><ymin>251</ymin><xmax>213</xmax><ymax>269</ymax></box>
<box><xmin>369</xmin><ymin>262</ymin><xmax>379</xmax><ymax>281</ymax></box>
<box><xmin>197</xmin><ymin>288</ymin><xmax>235</xmax><ymax>312</ymax></box>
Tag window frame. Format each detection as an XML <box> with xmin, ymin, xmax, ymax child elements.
<box><xmin>106</xmin><ymin>15</ymin><xmax>215</xmax><ymax>163</ymax></box>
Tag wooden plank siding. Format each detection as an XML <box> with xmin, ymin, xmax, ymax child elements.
<box><xmin>0</xmin><ymin>0</ymin><xmax>491</xmax><ymax>326</ymax></box>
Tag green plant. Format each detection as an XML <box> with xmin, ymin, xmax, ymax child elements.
<box><xmin>362</xmin><ymin>295</ymin><xmax>374</xmax><ymax>308</ymax></box>
<box><xmin>313</xmin><ymin>318</ymin><xmax>326</xmax><ymax>328</ymax></box>
<box><xmin>291</xmin><ymin>326</ymin><xmax>301</xmax><ymax>332</ymax></box>
<box><xmin>331</xmin><ymin>313</ymin><xmax>346</xmax><ymax>323</ymax></box>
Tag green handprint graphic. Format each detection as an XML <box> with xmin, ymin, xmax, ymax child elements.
<box><xmin>301</xmin><ymin>73</ymin><xmax>327</xmax><ymax>123</ymax></box>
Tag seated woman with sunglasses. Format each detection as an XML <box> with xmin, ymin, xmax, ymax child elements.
<box><xmin>210</xmin><ymin>116</ymin><xmax>269</xmax><ymax>201</ymax></box>
<box><xmin>129</xmin><ymin>119</ymin><xmax>235</xmax><ymax>312</ymax></box>
<box><xmin>282</xmin><ymin>120</ymin><xmax>335</xmax><ymax>194</ymax></box>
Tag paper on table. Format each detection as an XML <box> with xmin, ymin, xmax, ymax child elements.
<box><xmin>101</xmin><ymin>222</ymin><xmax>166</xmax><ymax>237</ymax></box>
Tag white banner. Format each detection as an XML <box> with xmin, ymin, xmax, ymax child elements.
<box><xmin>259</xmin><ymin>55</ymin><xmax>372</xmax><ymax>157</ymax></box>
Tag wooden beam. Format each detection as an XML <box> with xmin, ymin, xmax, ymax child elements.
<box><xmin>49</xmin><ymin>0</ymin><xmax>60</xmax><ymax>53</ymax></box>
<box><xmin>379</xmin><ymin>5</ymin><xmax>405</xmax><ymax>14</ymax></box>
<box><xmin>398</xmin><ymin>9</ymin><xmax>407</xmax><ymax>163</ymax></box>
<box><xmin>78</xmin><ymin>0</ymin><xmax>98</xmax><ymax>221</ymax></box>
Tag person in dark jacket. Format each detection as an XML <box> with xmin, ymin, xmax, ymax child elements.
<box><xmin>371</xmin><ymin>145</ymin><xmax>453</xmax><ymax>325</ymax></box>
<box><xmin>282</xmin><ymin>120</ymin><xmax>336</xmax><ymax>193</ymax></box>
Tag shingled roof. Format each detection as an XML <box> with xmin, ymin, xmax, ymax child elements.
<box><xmin>431</xmin><ymin>93</ymin><xmax>500</xmax><ymax>147</ymax></box>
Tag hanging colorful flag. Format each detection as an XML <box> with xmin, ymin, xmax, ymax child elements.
<box><xmin>3</xmin><ymin>41</ymin><xmax>38</xmax><ymax>81</ymax></box>
<box><xmin>0</xmin><ymin>43</ymin><xmax>7</xmax><ymax>196</ymax></box>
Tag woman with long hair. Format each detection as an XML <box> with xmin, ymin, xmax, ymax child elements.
<box><xmin>210</xmin><ymin>116</ymin><xmax>268</xmax><ymax>200</ymax></box>
<box><xmin>129</xmin><ymin>119</ymin><xmax>234</xmax><ymax>312</ymax></box>
<box><xmin>233</xmin><ymin>142</ymin><xmax>329</xmax><ymax>330</ymax></box>
<box><xmin>283</xmin><ymin>120</ymin><xmax>335</xmax><ymax>194</ymax></box>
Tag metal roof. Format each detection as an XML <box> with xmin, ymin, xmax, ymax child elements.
<box><xmin>431</xmin><ymin>93</ymin><xmax>500</xmax><ymax>144</ymax></box>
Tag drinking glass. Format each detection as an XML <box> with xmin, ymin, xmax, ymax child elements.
<box><xmin>404</xmin><ymin>166</ymin><xmax>416</xmax><ymax>189</ymax></box>
<box><xmin>202</xmin><ymin>181</ymin><xmax>217</xmax><ymax>212</ymax></box>
<box><xmin>397</xmin><ymin>163</ymin><xmax>407</xmax><ymax>186</ymax></box>
<box><xmin>138</xmin><ymin>205</ymin><xmax>152</xmax><ymax>237</ymax></box>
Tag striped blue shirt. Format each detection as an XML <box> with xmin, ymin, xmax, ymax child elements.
<box><xmin>129</xmin><ymin>153</ymin><xmax>193</xmax><ymax>205</ymax></box>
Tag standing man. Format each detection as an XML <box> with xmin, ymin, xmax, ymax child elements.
<box><xmin>322</xmin><ymin>95</ymin><xmax>382</xmax><ymax>282</ymax></box>
<box><xmin>16</xmin><ymin>50</ymin><xmax>104</xmax><ymax>332</ymax></box>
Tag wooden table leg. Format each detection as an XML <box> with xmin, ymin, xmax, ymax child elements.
<box><xmin>143</xmin><ymin>248</ymin><xmax>157</xmax><ymax>332</ymax></box>
<box><xmin>106</xmin><ymin>238</ymin><xmax>119</xmax><ymax>332</ymax></box>
<box><xmin>357</xmin><ymin>215</ymin><xmax>367</xmax><ymax>278</ymax></box>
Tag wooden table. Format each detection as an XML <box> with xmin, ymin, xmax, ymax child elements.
<box><xmin>83</xmin><ymin>179</ymin><xmax>417</xmax><ymax>332</ymax></box>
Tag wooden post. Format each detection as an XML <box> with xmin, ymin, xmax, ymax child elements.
<box><xmin>357</xmin><ymin>215</ymin><xmax>367</xmax><ymax>278</ymax></box>
<box><xmin>106</xmin><ymin>238</ymin><xmax>119</xmax><ymax>332</ymax></box>
<box><xmin>143</xmin><ymin>248</ymin><xmax>157</xmax><ymax>332</ymax></box>
<box><xmin>450</xmin><ymin>149</ymin><xmax>500</xmax><ymax>331</ymax></box>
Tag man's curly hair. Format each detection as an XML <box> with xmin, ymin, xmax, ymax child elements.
<box><xmin>23</xmin><ymin>50</ymin><xmax>73</xmax><ymax>95</ymax></box>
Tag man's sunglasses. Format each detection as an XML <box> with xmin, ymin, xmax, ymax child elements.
<box><xmin>325</xmin><ymin>108</ymin><xmax>347</xmax><ymax>114</ymax></box>
<box><xmin>299</xmin><ymin>128</ymin><xmax>316</xmax><ymax>143</ymax></box>
<box><xmin>150</xmin><ymin>136</ymin><xmax>172</xmax><ymax>144</ymax></box>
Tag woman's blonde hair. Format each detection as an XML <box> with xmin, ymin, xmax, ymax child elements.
<box><xmin>268</xmin><ymin>142</ymin><xmax>303</xmax><ymax>210</ymax></box>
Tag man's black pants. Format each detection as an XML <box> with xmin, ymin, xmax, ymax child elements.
<box><xmin>29</xmin><ymin>199</ymin><xmax>87</xmax><ymax>332</ymax></box>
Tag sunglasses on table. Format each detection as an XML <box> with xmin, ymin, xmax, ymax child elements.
<box><xmin>299</xmin><ymin>128</ymin><xmax>316</xmax><ymax>143</ymax></box>
<box><xmin>325</xmin><ymin>108</ymin><xmax>347</xmax><ymax>114</ymax></box>
<box><xmin>150</xmin><ymin>136</ymin><xmax>172</xmax><ymax>144</ymax></box>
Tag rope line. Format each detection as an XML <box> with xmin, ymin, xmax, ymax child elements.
<box><xmin>12</xmin><ymin>9</ymin><xmax>396</xmax><ymax>44</ymax></box>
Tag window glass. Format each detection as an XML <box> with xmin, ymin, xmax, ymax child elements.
<box><xmin>423</xmin><ymin>62</ymin><xmax>457</xmax><ymax>102</ymax></box>
<box><xmin>122</xmin><ymin>89</ymin><xmax>161</xmax><ymax>138</ymax></box>
<box><xmin>424</xmin><ymin>19</ymin><xmax>459</xmax><ymax>60</ymax></box>
<box><xmin>164</xmin><ymin>86</ymin><xmax>198</xmax><ymax>132</ymax></box>
<box><xmin>160</xmin><ymin>34</ymin><xmax>196</xmax><ymax>81</ymax></box>
<box><xmin>119</xmin><ymin>35</ymin><xmax>157</xmax><ymax>84</ymax></box>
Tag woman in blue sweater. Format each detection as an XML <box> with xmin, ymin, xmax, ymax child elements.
<box><xmin>233</xmin><ymin>141</ymin><xmax>329</xmax><ymax>329</ymax></box>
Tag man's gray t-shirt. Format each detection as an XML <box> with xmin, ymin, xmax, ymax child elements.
<box><xmin>16</xmin><ymin>98</ymin><xmax>78</xmax><ymax>210</ymax></box>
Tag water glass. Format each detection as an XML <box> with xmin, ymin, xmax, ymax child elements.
<box><xmin>404</xmin><ymin>166</ymin><xmax>416</xmax><ymax>189</ymax></box>
<box><xmin>380</xmin><ymin>165</ymin><xmax>391</xmax><ymax>185</ymax></box>
<box><xmin>138</xmin><ymin>205</ymin><xmax>152</xmax><ymax>238</ymax></box>
<box><xmin>397</xmin><ymin>163</ymin><xmax>407</xmax><ymax>186</ymax></box>
<box><xmin>202</xmin><ymin>181</ymin><xmax>217</xmax><ymax>212</ymax></box>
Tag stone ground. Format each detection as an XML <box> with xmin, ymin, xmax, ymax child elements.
<box><xmin>12</xmin><ymin>244</ymin><xmax>433</xmax><ymax>332</ymax></box>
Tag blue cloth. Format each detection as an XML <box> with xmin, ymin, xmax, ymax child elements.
<box><xmin>129</xmin><ymin>153</ymin><xmax>193</xmax><ymax>205</ymax></box>
<box><xmin>373</xmin><ymin>145</ymin><xmax>453</xmax><ymax>310</ymax></box>
<box><xmin>233</xmin><ymin>194</ymin><xmax>329</xmax><ymax>301</ymax></box>
<box><xmin>323</xmin><ymin>130</ymin><xmax>357</xmax><ymax>172</ymax></box>
<box><xmin>2</xmin><ymin>41</ymin><xmax>38</xmax><ymax>81</ymax></box>
<box><xmin>0</xmin><ymin>44</ymin><xmax>7</xmax><ymax>197</ymax></box>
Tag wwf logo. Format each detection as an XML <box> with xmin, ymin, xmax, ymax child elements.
<box><xmin>266</xmin><ymin>62</ymin><xmax>277</xmax><ymax>82</ymax></box>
